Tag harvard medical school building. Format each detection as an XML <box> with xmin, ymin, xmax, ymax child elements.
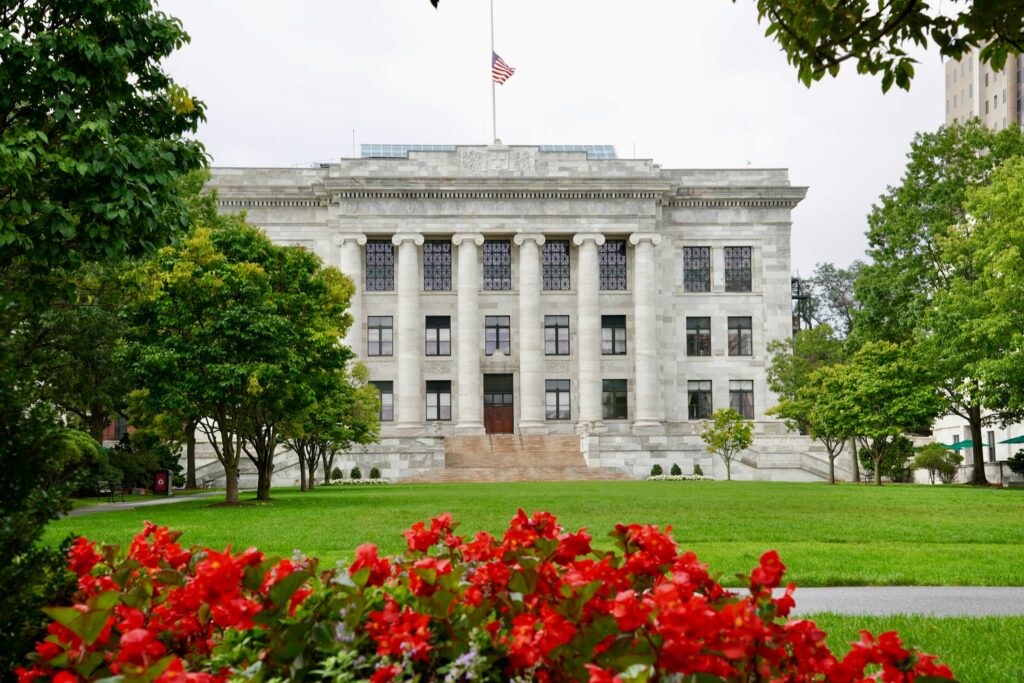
<box><xmin>207</xmin><ymin>144</ymin><xmax>837</xmax><ymax>483</ymax></box>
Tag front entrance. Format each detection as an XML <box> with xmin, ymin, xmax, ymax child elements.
<box><xmin>483</xmin><ymin>374</ymin><xmax>514</xmax><ymax>434</ymax></box>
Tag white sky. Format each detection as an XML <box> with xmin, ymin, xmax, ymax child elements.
<box><xmin>160</xmin><ymin>0</ymin><xmax>946</xmax><ymax>275</ymax></box>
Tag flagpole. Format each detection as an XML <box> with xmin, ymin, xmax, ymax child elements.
<box><xmin>490</xmin><ymin>0</ymin><xmax>496</xmax><ymax>143</ymax></box>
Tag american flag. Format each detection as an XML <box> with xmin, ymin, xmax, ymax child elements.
<box><xmin>492</xmin><ymin>51</ymin><xmax>515</xmax><ymax>84</ymax></box>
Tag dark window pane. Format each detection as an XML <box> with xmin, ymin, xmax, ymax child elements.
<box><xmin>485</xmin><ymin>316</ymin><xmax>511</xmax><ymax>355</ymax></box>
<box><xmin>483</xmin><ymin>240</ymin><xmax>512</xmax><ymax>290</ymax></box>
<box><xmin>728</xmin><ymin>317</ymin><xmax>753</xmax><ymax>356</ymax></box>
<box><xmin>367</xmin><ymin>316</ymin><xmax>393</xmax><ymax>356</ymax></box>
<box><xmin>423</xmin><ymin>241</ymin><xmax>452</xmax><ymax>291</ymax></box>
<box><xmin>371</xmin><ymin>381</ymin><xmax>394</xmax><ymax>421</ymax></box>
<box><xmin>687</xmin><ymin>380</ymin><xmax>712</xmax><ymax>420</ymax></box>
<box><xmin>366</xmin><ymin>241</ymin><xmax>395</xmax><ymax>291</ymax></box>
<box><xmin>686</xmin><ymin>317</ymin><xmax>711</xmax><ymax>357</ymax></box>
<box><xmin>542</xmin><ymin>241</ymin><xmax>571</xmax><ymax>290</ymax></box>
<box><xmin>426</xmin><ymin>380</ymin><xmax>452</xmax><ymax>421</ymax></box>
<box><xmin>724</xmin><ymin>246</ymin><xmax>752</xmax><ymax>292</ymax></box>
<box><xmin>601</xmin><ymin>315</ymin><xmax>627</xmax><ymax>355</ymax></box>
<box><xmin>602</xmin><ymin>379</ymin><xmax>628</xmax><ymax>419</ymax></box>
<box><xmin>599</xmin><ymin>240</ymin><xmax>627</xmax><ymax>290</ymax></box>
<box><xmin>544</xmin><ymin>315</ymin><xmax>570</xmax><ymax>356</ymax></box>
<box><xmin>683</xmin><ymin>246</ymin><xmax>712</xmax><ymax>292</ymax></box>
<box><xmin>729</xmin><ymin>380</ymin><xmax>754</xmax><ymax>419</ymax></box>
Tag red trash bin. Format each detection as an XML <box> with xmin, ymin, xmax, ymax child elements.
<box><xmin>153</xmin><ymin>469</ymin><xmax>171</xmax><ymax>496</ymax></box>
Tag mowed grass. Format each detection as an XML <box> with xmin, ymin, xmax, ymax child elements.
<box><xmin>46</xmin><ymin>481</ymin><xmax>1024</xmax><ymax>587</ymax></box>
<box><xmin>809</xmin><ymin>614</ymin><xmax>1024</xmax><ymax>683</ymax></box>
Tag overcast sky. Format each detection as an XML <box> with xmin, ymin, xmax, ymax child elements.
<box><xmin>160</xmin><ymin>0</ymin><xmax>946</xmax><ymax>275</ymax></box>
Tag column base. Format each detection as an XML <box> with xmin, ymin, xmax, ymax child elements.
<box><xmin>518</xmin><ymin>420</ymin><xmax>547</xmax><ymax>434</ymax></box>
<box><xmin>454</xmin><ymin>422</ymin><xmax>485</xmax><ymax>435</ymax></box>
<box><xmin>632</xmin><ymin>420</ymin><xmax>665</xmax><ymax>435</ymax></box>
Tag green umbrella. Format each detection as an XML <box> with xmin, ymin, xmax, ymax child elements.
<box><xmin>946</xmin><ymin>439</ymin><xmax>975</xmax><ymax>450</ymax></box>
<box><xmin>998</xmin><ymin>435</ymin><xmax>1024</xmax><ymax>445</ymax></box>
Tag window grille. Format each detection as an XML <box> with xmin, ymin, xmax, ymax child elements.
<box><xmin>686</xmin><ymin>317</ymin><xmax>711</xmax><ymax>356</ymax></box>
<box><xmin>724</xmin><ymin>246</ymin><xmax>752</xmax><ymax>292</ymax></box>
<box><xmin>371</xmin><ymin>381</ymin><xmax>394</xmax><ymax>421</ymax></box>
<box><xmin>483</xmin><ymin>240</ymin><xmax>512</xmax><ymax>290</ymax></box>
<box><xmin>544</xmin><ymin>315</ymin><xmax>570</xmax><ymax>355</ymax></box>
<box><xmin>599</xmin><ymin>240</ymin><xmax>627</xmax><ymax>290</ymax></box>
<box><xmin>602</xmin><ymin>379</ymin><xmax>628</xmax><ymax>420</ymax></box>
<box><xmin>365</xmin><ymin>240</ymin><xmax>395</xmax><ymax>291</ymax></box>
<box><xmin>367</xmin><ymin>316</ymin><xmax>393</xmax><ymax>356</ymax></box>
<box><xmin>545</xmin><ymin>379</ymin><xmax>571</xmax><ymax>420</ymax></box>
<box><xmin>729</xmin><ymin>380</ymin><xmax>754</xmax><ymax>419</ymax></box>
<box><xmin>683</xmin><ymin>246</ymin><xmax>711</xmax><ymax>292</ymax></box>
<box><xmin>601</xmin><ymin>315</ymin><xmax>627</xmax><ymax>355</ymax></box>
<box><xmin>423</xmin><ymin>240</ymin><xmax>452</xmax><ymax>291</ymax></box>
<box><xmin>727</xmin><ymin>317</ymin><xmax>753</xmax><ymax>356</ymax></box>
<box><xmin>425</xmin><ymin>380</ymin><xmax>452</xmax><ymax>421</ymax></box>
<box><xmin>687</xmin><ymin>380</ymin><xmax>712</xmax><ymax>420</ymax></box>
<box><xmin>485</xmin><ymin>315</ymin><xmax>511</xmax><ymax>355</ymax></box>
<box><xmin>542</xmin><ymin>240</ymin><xmax>571</xmax><ymax>290</ymax></box>
<box><xmin>425</xmin><ymin>316</ymin><xmax>451</xmax><ymax>356</ymax></box>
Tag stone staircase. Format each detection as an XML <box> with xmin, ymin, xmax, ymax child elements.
<box><xmin>403</xmin><ymin>435</ymin><xmax>631</xmax><ymax>483</ymax></box>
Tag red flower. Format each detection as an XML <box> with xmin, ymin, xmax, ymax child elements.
<box><xmin>611</xmin><ymin>589</ymin><xmax>651</xmax><ymax>631</ymax></box>
<box><xmin>369</xmin><ymin>664</ymin><xmax>402</xmax><ymax>683</ymax></box>
<box><xmin>68</xmin><ymin>537</ymin><xmax>102</xmax><ymax>577</ymax></box>
<box><xmin>350</xmin><ymin>544</ymin><xmax>392</xmax><ymax>587</ymax></box>
<box><xmin>750</xmin><ymin>550</ymin><xmax>786</xmax><ymax>589</ymax></box>
<box><xmin>365</xmin><ymin>598</ymin><xmax>432</xmax><ymax>661</ymax></box>
<box><xmin>585</xmin><ymin>664</ymin><xmax>623</xmax><ymax>683</ymax></box>
<box><xmin>403</xmin><ymin>521</ymin><xmax>440</xmax><ymax>553</ymax></box>
<box><xmin>408</xmin><ymin>556</ymin><xmax>453</xmax><ymax>597</ymax></box>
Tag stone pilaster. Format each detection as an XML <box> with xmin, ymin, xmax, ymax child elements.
<box><xmin>514</xmin><ymin>233</ymin><xmax>546</xmax><ymax>432</ymax></box>
<box><xmin>392</xmin><ymin>233</ymin><xmax>424</xmax><ymax>431</ymax></box>
<box><xmin>334</xmin><ymin>233</ymin><xmax>367</xmax><ymax>354</ymax></box>
<box><xmin>573</xmin><ymin>233</ymin><xmax>606</xmax><ymax>428</ymax></box>
<box><xmin>629</xmin><ymin>233</ymin><xmax>664</xmax><ymax>431</ymax></box>
<box><xmin>453</xmin><ymin>233</ymin><xmax>485</xmax><ymax>433</ymax></box>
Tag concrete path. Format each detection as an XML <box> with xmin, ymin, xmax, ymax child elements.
<box><xmin>776</xmin><ymin>586</ymin><xmax>1024</xmax><ymax>617</ymax></box>
<box><xmin>67</xmin><ymin>491</ymin><xmax>225</xmax><ymax>517</ymax></box>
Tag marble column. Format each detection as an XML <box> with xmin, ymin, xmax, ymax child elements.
<box><xmin>334</xmin><ymin>233</ymin><xmax>367</xmax><ymax>355</ymax></box>
<box><xmin>453</xmin><ymin>233</ymin><xmax>485</xmax><ymax>433</ymax></box>
<box><xmin>393</xmin><ymin>233</ymin><xmax>424</xmax><ymax>431</ymax></box>
<box><xmin>629</xmin><ymin>233</ymin><xmax>664</xmax><ymax>431</ymax></box>
<box><xmin>573</xmin><ymin>233</ymin><xmax>605</xmax><ymax>427</ymax></box>
<box><xmin>514</xmin><ymin>233</ymin><xmax>546</xmax><ymax>431</ymax></box>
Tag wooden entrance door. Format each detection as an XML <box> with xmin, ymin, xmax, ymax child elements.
<box><xmin>484</xmin><ymin>374</ymin><xmax>514</xmax><ymax>434</ymax></box>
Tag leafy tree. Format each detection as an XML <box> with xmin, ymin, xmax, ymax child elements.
<box><xmin>739</xmin><ymin>0</ymin><xmax>1024</xmax><ymax>91</ymax></box>
<box><xmin>914</xmin><ymin>443</ymin><xmax>963</xmax><ymax>485</ymax></box>
<box><xmin>809</xmin><ymin>261</ymin><xmax>863</xmax><ymax>340</ymax></box>
<box><xmin>121</xmin><ymin>219</ymin><xmax>354</xmax><ymax>503</ymax></box>
<box><xmin>813</xmin><ymin>342</ymin><xmax>941</xmax><ymax>485</ymax></box>
<box><xmin>1007</xmin><ymin>450</ymin><xmax>1024</xmax><ymax>477</ymax></box>
<box><xmin>700</xmin><ymin>408</ymin><xmax>754</xmax><ymax>481</ymax></box>
<box><xmin>282</xmin><ymin>363</ymin><xmax>380</xmax><ymax>492</ymax></box>
<box><xmin>858</xmin><ymin>434</ymin><xmax>915</xmax><ymax>483</ymax></box>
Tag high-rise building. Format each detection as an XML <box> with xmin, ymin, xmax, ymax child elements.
<box><xmin>944</xmin><ymin>49</ymin><xmax>1020</xmax><ymax>130</ymax></box>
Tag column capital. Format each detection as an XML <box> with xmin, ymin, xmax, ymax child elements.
<box><xmin>333</xmin><ymin>233</ymin><xmax>367</xmax><ymax>247</ymax></box>
<box><xmin>392</xmin><ymin>233</ymin><xmax>425</xmax><ymax>246</ymax></box>
<box><xmin>452</xmin><ymin>233</ymin><xmax>485</xmax><ymax>246</ymax></box>
<box><xmin>513</xmin><ymin>233</ymin><xmax>546</xmax><ymax>247</ymax></box>
<box><xmin>572</xmin><ymin>233</ymin><xmax>606</xmax><ymax>247</ymax></box>
<box><xmin>628</xmin><ymin>232</ymin><xmax>662</xmax><ymax>247</ymax></box>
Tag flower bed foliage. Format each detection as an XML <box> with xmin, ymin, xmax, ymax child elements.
<box><xmin>645</xmin><ymin>475</ymin><xmax>716</xmax><ymax>482</ymax></box>
<box><xmin>321</xmin><ymin>478</ymin><xmax>391</xmax><ymax>486</ymax></box>
<box><xmin>19</xmin><ymin>514</ymin><xmax>955</xmax><ymax>682</ymax></box>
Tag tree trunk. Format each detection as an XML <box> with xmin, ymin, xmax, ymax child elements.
<box><xmin>298</xmin><ymin>443</ymin><xmax>307</xmax><ymax>492</ymax></box>
<box><xmin>224</xmin><ymin>459</ymin><xmax>239</xmax><ymax>504</ymax></box>
<box><xmin>850</xmin><ymin>438</ymin><xmax>860</xmax><ymax>483</ymax></box>
<box><xmin>873</xmin><ymin>454</ymin><xmax>882</xmax><ymax>486</ymax></box>
<box><xmin>306</xmin><ymin>448</ymin><xmax>317</xmax><ymax>490</ymax></box>
<box><xmin>323</xmin><ymin>453</ymin><xmax>334</xmax><ymax>485</ymax></box>
<box><xmin>724</xmin><ymin>455</ymin><xmax>732</xmax><ymax>481</ymax></box>
<box><xmin>185</xmin><ymin>419</ymin><xmax>197</xmax><ymax>490</ymax></box>
<box><xmin>829</xmin><ymin>455</ymin><xmax>836</xmax><ymax>484</ymax></box>
<box><xmin>87</xmin><ymin>403</ymin><xmax>106</xmax><ymax>443</ymax></box>
<box><xmin>968</xmin><ymin>405</ymin><xmax>988</xmax><ymax>485</ymax></box>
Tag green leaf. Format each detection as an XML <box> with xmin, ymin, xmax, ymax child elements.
<box><xmin>268</xmin><ymin>571</ymin><xmax>310</xmax><ymax>608</ymax></box>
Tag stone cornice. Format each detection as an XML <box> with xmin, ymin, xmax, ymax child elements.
<box><xmin>666</xmin><ymin>186</ymin><xmax>808</xmax><ymax>209</ymax></box>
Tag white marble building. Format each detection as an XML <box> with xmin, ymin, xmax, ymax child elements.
<box><xmin>203</xmin><ymin>143</ymin><xmax>837</xmax><ymax>483</ymax></box>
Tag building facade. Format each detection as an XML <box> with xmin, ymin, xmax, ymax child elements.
<box><xmin>945</xmin><ymin>48</ymin><xmax>1021</xmax><ymax>130</ymax></box>
<box><xmin>203</xmin><ymin>144</ymin><xmax>837</xmax><ymax>483</ymax></box>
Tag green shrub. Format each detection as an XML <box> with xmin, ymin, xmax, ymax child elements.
<box><xmin>369</xmin><ymin>467</ymin><xmax>381</xmax><ymax>479</ymax></box>
<box><xmin>1008</xmin><ymin>449</ymin><xmax>1024</xmax><ymax>477</ymax></box>
<box><xmin>914</xmin><ymin>444</ymin><xmax>963</xmax><ymax>485</ymax></box>
<box><xmin>650</xmin><ymin>464</ymin><xmax>663</xmax><ymax>476</ymax></box>
<box><xmin>670</xmin><ymin>463</ymin><xmax>682</xmax><ymax>476</ymax></box>
<box><xmin>694</xmin><ymin>463</ymin><xmax>704</xmax><ymax>476</ymax></box>
<box><xmin>331</xmin><ymin>467</ymin><xmax>343</xmax><ymax>481</ymax></box>
<box><xmin>350</xmin><ymin>466</ymin><xmax>362</xmax><ymax>480</ymax></box>
<box><xmin>860</xmin><ymin>435</ymin><xmax>915</xmax><ymax>482</ymax></box>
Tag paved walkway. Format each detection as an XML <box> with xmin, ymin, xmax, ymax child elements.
<box><xmin>776</xmin><ymin>586</ymin><xmax>1024</xmax><ymax>617</ymax></box>
<box><xmin>67</xmin><ymin>492</ymin><xmax>225</xmax><ymax>517</ymax></box>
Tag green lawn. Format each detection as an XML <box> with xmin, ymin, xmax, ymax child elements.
<box><xmin>45</xmin><ymin>480</ymin><xmax>1024</xmax><ymax>588</ymax></box>
<box><xmin>70</xmin><ymin>493</ymin><xmax>157</xmax><ymax>509</ymax></box>
<box><xmin>809</xmin><ymin>614</ymin><xmax>1024</xmax><ymax>683</ymax></box>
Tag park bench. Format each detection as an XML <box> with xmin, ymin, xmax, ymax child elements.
<box><xmin>98</xmin><ymin>481</ymin><xmax>127</xmax><ymax>503</ymax></box>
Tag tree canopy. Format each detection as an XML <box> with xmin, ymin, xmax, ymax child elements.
<box><xmin>700</xmin><ymin>408</ymin><xmax>755</xmax><ymax>481</ymax></box>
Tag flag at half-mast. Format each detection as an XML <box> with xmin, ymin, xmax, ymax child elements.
<box><xmin>492</xmin><ymin>51</ymin><xmax>515</xmax><ymax>84</ymax></box>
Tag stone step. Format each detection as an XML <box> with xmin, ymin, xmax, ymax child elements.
<box><xmin>403</xmin><ymin>466</ymin><xmax>631</xmax><ymax>483</ymax></box>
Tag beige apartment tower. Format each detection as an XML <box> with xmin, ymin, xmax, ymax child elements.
<box><xmin>945</xmin><ymin>48</ymin><xmax>1022</xmax><ymax>130</ymax></box>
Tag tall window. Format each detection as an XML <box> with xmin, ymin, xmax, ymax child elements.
<box><xmin>425</xmin><ymin>316</ymin><xmax>451</xmax><ymax>356</ymax></box>
<box><xmin>485</xmin><ymin>315</ymin><xmax>511</xmax><ymax>355</ymax></box>
<box><xmin>599</xmin><ymin>240</ymin><xmax>627</xmax><ymax>290</ymax></box>
<box><xmin>542</xmin><ymin>240</ymin><xmax>571</xmax><ymax>290</ymax></box>
<box><xmin>367</xmin><ymin>316</ymin><xmax>393</xmax><ymax>356</ymax></box>
<box><xmin>365</xmin><ymin>240</ymin><xmax>395</xmax><ymax>291</ymax></box>
<box><xmin>729</xmin><ymin>380</ymin><xmax>754</xmax><ymax>419</ymax></box>
<box><xmin>724</xmin><ymin>246</ymin><xmax>752</xmax><ymax>292</ymax></box>
<box><xmin>545</xmin><ymin>379</ymin><xmax>571</xmax><ymax>420</ymax></box>
<box><xmin>686</xmin><ymin>317</ymin><xmax>711</xmax><ymax>356</ymax></box>
<box><xmin>423</xmin><ymin>240</ymin><xmax>452</xmax><ymax>291</ymax></box>
<box><xmin>988</xmin><ymin>430</ymin><xmax>996</xmax><ymax>463</ymax></box>
<box><xmin>687</xmin><ymin>380</ymin><xmax>712</xmax><ymax>420</ymax></box>
<box><xmin>683</xmin><ymin>246</ymin><xmax>711</xmax><ymax>292</ymax></box>
<box><xmin>483</xmin><ymin>240</ymin><xmax>512</xmax><ymax>290</ymax></box>
<box><xmin>602</xmin><ymin>379</ymin><xmax>628</xmax><ymax>420</ymax></box>
<box><xmin>544</xmin><ymin>315</ymin><xmax>570</xmax><ymax>355</ymax></box>
<box><xmin>728</xmin><ymin>317</ymin><xmax>753</xmax><ymax>356</ymax></box>
<box><xmin>601</xmin><ymin>315</ymin><xmax>627</xmax><ymax>355</ymax></box>
<box><xmin>371</xmin><ymin>381</ymin><xmax>394</xmax><ymax>421</ymax></box>
<box><xmin>425</xmin><ymin>381</ymin><xmax>452</xmax><ymax>421</ymax></box>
